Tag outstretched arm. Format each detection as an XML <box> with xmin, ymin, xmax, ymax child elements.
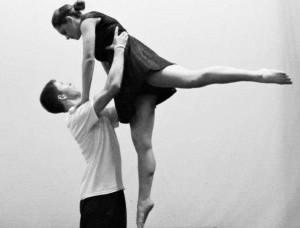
<box><xmin>93</xmin><ymin>27</ymin><xmax>128</xmax><ymax>117</ymax></box>
<box><xmin>76</xmin><ymin>18</ymin><xmax>100</xmax><ymax>108</ymax></box>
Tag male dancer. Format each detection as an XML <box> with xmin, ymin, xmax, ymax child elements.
<box><xmin>40</xmin><ymin>27</ymin><xmax>128</xmax><ymax>228</ymax></box>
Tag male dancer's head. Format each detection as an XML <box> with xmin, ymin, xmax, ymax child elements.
<box><xmin>40</xmin><ymin>80</ymin><xmax>81</xmax><ymax>113</ymax></box>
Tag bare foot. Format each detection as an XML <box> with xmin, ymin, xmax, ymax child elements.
<box><xmin>136</xmin><ymin>199</ymin><xmax>154</xmax><ymax>228</ymax></box>
<box><xmin>259</xmin><ymin>69</ymin><xmax>292</xmax><ymax>84</ymax></box>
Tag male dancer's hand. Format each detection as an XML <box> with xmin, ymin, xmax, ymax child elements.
<box><xmin>105</xmin><ymin>26</ymin><xmax>128</xmax><ymax>50</ymax></box>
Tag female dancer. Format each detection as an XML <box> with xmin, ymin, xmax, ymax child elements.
<box><xmin>52</xmin><ymin>1</ymin><xmax>291</xmax><ymax>227</ymax></box>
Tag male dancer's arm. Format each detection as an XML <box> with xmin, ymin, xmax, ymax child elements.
<box><xmin>92</xmin><ymin>27</ymin><xmax>128</xmax><ymax>117</ymax></box>
<box><xmin>101</xmin><ymin>62</ymin><xmax>110</xmax><ymax>75</ymax></box>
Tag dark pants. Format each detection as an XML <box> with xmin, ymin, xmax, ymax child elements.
<box><xmin>80</xmin><ymin>190</ymin><xmax>127</xmax><ymax>228</ymax></box>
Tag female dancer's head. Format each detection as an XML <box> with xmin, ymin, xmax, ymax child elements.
<box><xmin>52</xmin><ymin>0</ymin><xmax>85</xmax><ymax>40</ymax></box>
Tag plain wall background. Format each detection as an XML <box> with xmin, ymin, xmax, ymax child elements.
<box><xmin>0</xmin><ymin>0</ymin><xmax>299</xmax><ymax>227</ymax></box>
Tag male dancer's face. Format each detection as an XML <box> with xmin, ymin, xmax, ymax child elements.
<box><xmin>54</xmin><ymin>81</ymin><xmax>81</xmax><ymax>100</ymax></box>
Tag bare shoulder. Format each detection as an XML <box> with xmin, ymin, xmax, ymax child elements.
<box><xmin>80</xmin><ymin>18</ymin><xmax>101</xmax><ymax>32</ymax></box>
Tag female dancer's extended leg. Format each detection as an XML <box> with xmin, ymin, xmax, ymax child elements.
<box><xmin>129</xmin><ymin>65</ymin><xmax>291</xmax><ymax>228</ymax></box>
<box><xmin>130</xmin><ymin>95</ymin><xmax>157</xmax><ymax>228</ymax></box>
<box><xmin>147</xmin><ymin>65</ymin><xmax>292</xmax><ymax>88</ymax></box>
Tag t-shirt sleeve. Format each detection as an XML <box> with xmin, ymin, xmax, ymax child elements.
<box><xmin>102</xmin><ymin>107</ymin><xmax>119</xmax><ymax>128</ymax></box>
<box><xmin>66</xmin><ymin>101</ymin><xmax>99</xmax><ymax>140</ymax></box>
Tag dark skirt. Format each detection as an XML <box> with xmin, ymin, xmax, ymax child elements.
<box><xmin>114</xmin><ymin>36</ymin><xmax>177</xmax><ymax>123</ymax></box>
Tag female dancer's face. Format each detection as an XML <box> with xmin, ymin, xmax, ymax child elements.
<box><xmin>56</xmin><ymin>16</ymin><xmax>81</xmax><ymax>40</ymax></box>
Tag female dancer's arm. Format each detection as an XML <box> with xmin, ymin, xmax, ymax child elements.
<box><xmin>93</xmin><ymin>29</ymin><xmax>128</xmax><ymax>116</ymax></box>
<box><xmin>76</xmin><ymin>18</ymin><xmax>100</xmax><ymax>108</ymax></box>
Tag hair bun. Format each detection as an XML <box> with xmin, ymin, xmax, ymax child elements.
<box><xmin>73</xmin><ymin>0</ymin><xmax>85</xmax><ymax>11</ymax></box>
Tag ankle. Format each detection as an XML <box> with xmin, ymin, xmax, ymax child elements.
<box><xmin>138</xmin><ymin>198</ymin><xmax>154</xmax><ymax>206</ymax></box>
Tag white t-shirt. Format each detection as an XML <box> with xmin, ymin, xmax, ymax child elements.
<box><xmin>66</xmin><ymin>101</ymin><xmax>124</xmax><ymax>200</ymax></box>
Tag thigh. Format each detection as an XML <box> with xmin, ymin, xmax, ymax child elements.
<box><xmin>111</xmin><ymin>191</ymin><xmax>127</xmax><ymax>228</ymax></box>
<box><xmin>130</xmin><ymin>95</ymin><xmax>156</xmax><ymax>150</ymax></box>
<box><xmin>80</xmin><ymin>196</ymin><xmax>108</xmax><ymax>228</ymax></box>
<box><xmin>147</xmin><ymin>65</ymin><xmax>202</xmax><ymax>88</ymax></box>
<box><xmin>80</xmin><ymin>192</ymin><xmax>126</xmax><ymax>228</ymax></box>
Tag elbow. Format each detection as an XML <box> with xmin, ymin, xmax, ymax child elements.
<box><xmin>83</xmin><ymin>57</ymin><xmax>95</xmax><ymax>65</ymax></box>
<box><xmin>106</xmin><ymin>82</ymin><xmax>121</xmax><ymax>96</ymax></box>
<box><xmin>111</xmin><ymin>83</ymin><xmax>121</xmax><ymax>94</ymax></box>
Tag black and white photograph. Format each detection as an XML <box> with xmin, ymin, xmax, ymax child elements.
<box><xmin>0</xmin><ymin>0</ymin><xmax>299</xmax><ymax>227</ymax></box>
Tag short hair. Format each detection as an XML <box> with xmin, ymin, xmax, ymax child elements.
<box><xmin>52</xmin><ymin>1</ymin><xmax>85</xmax><ymax>28</ymax></box>
<box><xmin>40</xmin><ymin>80</ymin><xmax>66</xmax><ymax>114</ymax></box>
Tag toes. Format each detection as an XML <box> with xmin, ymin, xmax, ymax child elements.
<box><xmin>284</xmin><ymin>78</ymin><xmax>292</xmax><ymax>84</ymax></box>
<box><xmin>136</xmin><ymin>200</ymin><xmax>154</xmax><ymax>226</ymax></box>
<box><xmin>285</xmin><ymin>76</ymin><xmax>292</xmax><ymax>83</ymax></box>
<box><xmin>137</xmin><ymin>223</ymin><xmax>144</xmax><ymax>228</ymax></box>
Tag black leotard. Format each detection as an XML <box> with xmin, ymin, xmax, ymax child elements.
<box><xmin>82</xmin><ymin>11</ymin><xmax>176</xmax><ymax>123</ymax></box>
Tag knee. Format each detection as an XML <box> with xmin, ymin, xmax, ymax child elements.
<box><xmin>189</xmin><ymin>68</ymin><xmax>220</xmax><ymax>87</ymax></box>
<box><xmin>133</xmin><ymin>140</ymin><xmax>152</xmax><ymax>154</ymax></box>
<box><xmin>132</xmin><ymin>137</ymin><xmax>153</xmax><ymax>155</ymax></box>
<box><xmin>182</xmin><ymin>69</ymin><xmax>206</xmax><ymax>88</ymax></box>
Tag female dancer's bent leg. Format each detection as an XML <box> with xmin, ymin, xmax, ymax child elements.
<box><xmin>130</xmin><ymin>95</ymin><xmax>156</xmax><ymax>228</ymax></box>
<box><xmin>147</xmin><ymin>65</ymin><xmax>292</xmax><ymax>88</ymax></box>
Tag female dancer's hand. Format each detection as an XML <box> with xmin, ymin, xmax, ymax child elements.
<box><xmin>105</xmin><ymin>26</ymin><xmax>129</xmax><ymax>50</ymax></box>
